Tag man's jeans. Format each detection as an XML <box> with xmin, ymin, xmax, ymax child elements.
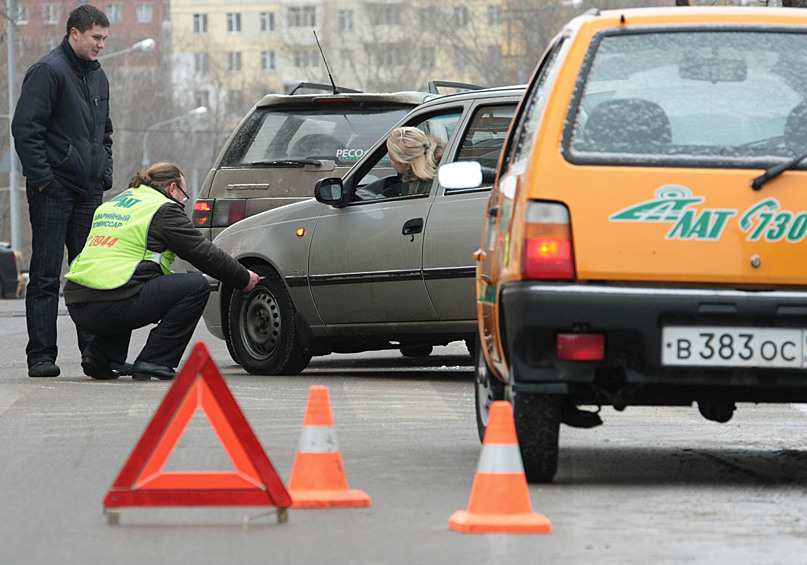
<box><xmin>25</xmin><ymin>180</ymin><xmax>100</xmax><ymax>367</ymax></box>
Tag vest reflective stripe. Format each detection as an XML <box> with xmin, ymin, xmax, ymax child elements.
<box><xmin>146</xmin><ymin>250</ymin><xmax>167</xmax><ymax>267</ymax></box>
<box><xmin>296</xmin><ymin>425</ymin><xmax>339</xmax><ymax>453</ymax></box>
<box><xmin>476</xmin><ymin>444</ymin><xmax>525</xmax><ymax>474</ymax></box>
<box><xmin>65</xmin><ymin>185</ymin><xmax>176</xmax><ymax>290</ymax></box>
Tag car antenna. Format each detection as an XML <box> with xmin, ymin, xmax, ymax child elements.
<box><xmin>313</xmin><ymin>30</ymin><xmax>340</xmax><ymax>95</ymax></box>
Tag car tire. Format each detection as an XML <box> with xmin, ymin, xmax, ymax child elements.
<box><xmin>400</xmin><ymin>345</ymin><xmax>433</xmax><ymax>357</ymax></box>
<box><xmin>221</xmin><ymin>288</ymin><xmax>241</xmax><ymax>366</ymax></box>
<box><xmin>228</xmin><ymin>266</ymin><xmax>312</xmax><ymax>375</ymax></box>
<box><xmin>513</xmin><ymin>391</ymin><xmax>561</xmax><ymax>483</ymax></box>
<box><xmin>474</xmin><ymin>336</ymin><xmax>504</xmax><ymax>442</ymax></box>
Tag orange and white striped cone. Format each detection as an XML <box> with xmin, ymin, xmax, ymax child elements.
<box><xmin>288</xmin><ymin>385</ymin><xmax>371</xmax><ymax>508</ymax></box>
<box><xmin>449</xmin><ymin>400</ymin><xmax>552</xmax><ymax>533</ymax></box>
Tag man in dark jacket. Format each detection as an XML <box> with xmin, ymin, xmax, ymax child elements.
<box><xmin>12</xmin><ymin>4</ymin><xmax>114</xmax><ymax>377</ymax></box>
<box><xmin>64</xmin><ymin>162</ymin><xmax>259</xmax><ymax>381</ymax></box>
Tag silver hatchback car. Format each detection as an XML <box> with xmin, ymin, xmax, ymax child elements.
<box><xmin>204</xmin><ymin>85</ymin><xmax>525</xmax><ymax>374</ymax></box>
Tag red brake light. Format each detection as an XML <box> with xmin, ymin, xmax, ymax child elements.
<box><xmin>521</xmin><ymin>202</ymin><xmax>575</xmax><ymax>280</ymax></box>
<box><xmin>192</xmin><ymin>199</ymin><xmax>213</xmax><ymax>227</ymax></box>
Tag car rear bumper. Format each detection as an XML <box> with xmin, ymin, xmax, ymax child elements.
<box><xmin>499</xmin><ymin>282</ymin><xmax>807</xmax><ymax>403</ymax></box>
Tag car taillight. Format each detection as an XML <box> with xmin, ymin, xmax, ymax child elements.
<box><xmin>192</xmin><ymin>199</ymin><xmax>248</xmax><ymax>229</ymax></box>
<box><xmin>213</xmin><ymin>199</ymin><xmax>247</xmax><ymax>227</ymax></box>
<box><xmin>192</xmin><ymin>199</ymin><xmax>213</xmax><ymax>227</ymax></box>
<box><xmin>521</xmin><ymin>202</ymin><xmax>574</xmax><ymax>280</ymax></box>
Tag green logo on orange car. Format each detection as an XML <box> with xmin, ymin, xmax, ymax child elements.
<box><xmin>610</xmin><ymin>186</ymin><xmax>807</xmax><ymax>243</ymax></box>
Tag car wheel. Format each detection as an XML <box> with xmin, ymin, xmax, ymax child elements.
<box><xmin>228</xmin><ymin>266</ymin><xmax>312</xmax><ymax>375</ymax></box>
<box><xmin>513</xmin><ymin>391</ymin><xmax>561</xmax><ymax>483</ymax></box>
<box><xmin>474</xmin><ymin>336</ymin><xmax>504</xmax><ymax>442</ymax></box>
<box><xmin>400</xmin><ymin>345</ymin><xmax>433</xmax><ymax>357</ymax></box>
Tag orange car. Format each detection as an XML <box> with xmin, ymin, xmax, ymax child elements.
<box><xmin>440</xmin><ymin>6</ymin><xmax>807</xmax><ymax>482</ymax></box>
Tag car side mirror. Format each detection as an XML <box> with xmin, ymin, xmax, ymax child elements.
<box><xmin>437</xmin><ymin>161</ymin><xmax>497</xmax><ymax>190</ymax></box>
<box><xmin>314</xmin><ymin>177</ymin><xmax>350</xmax><ymax>208</ymax></box>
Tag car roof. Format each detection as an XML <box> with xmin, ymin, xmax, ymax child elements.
<box><xmin>568</xmin><ymin>5</ymin><xmax>807</xmax><ymax>30</ymax></box>
<box><xmin>411</xmin><ymin>84</ymin><xmax>527</xmax><ymax>110</ymax></box>
<box><xmin>255</xmin><ymin>90</ymin><xmax>439</xmax><ymax>109</ymax></box>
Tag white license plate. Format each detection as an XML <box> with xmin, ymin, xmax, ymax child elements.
<box><xmin>662</xmin><ymin>326</ymin><xmax>807</xmax><ymax>368</ymax></box>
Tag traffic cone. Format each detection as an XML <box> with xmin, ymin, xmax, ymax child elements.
<box><xmin>288</xmin><ymin>385</ymin><xmax>371</xmax><ymax>508</ymax></box>
<box><xmin>449</xmin><ymin>401</ymin><xmax>552</xmax><ymax>533</ymax></box>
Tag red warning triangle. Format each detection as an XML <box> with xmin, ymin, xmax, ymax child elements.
<box><xmin>103</xmin><ymin>341</ymin><xmax>291</xmax><ymax>509</ymax></box>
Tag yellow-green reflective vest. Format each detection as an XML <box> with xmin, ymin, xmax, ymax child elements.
<box><xmin>65</xmin><ymin>185</ymin><xmax>177</xmax><ymax>289</ymax></box>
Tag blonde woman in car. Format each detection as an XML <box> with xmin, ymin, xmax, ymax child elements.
<box><xmin>382</xmin><ymin>127</ymin><xmax>443</xmax><ymax>197</ymax></box>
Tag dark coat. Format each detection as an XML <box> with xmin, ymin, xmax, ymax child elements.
<box><xmin>63</xmin><ymin>185</ymin><xmax>251</xmax><ymax>304</ymax></box>
<box><xmin>12</xmin><ymin>35</ymin><xmax>114</xmax><ymax>195</ymax></box>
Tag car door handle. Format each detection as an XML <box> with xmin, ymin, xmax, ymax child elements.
<box><xmin>402</xmin><ymin>218</ymin><xmax>424</xmax><ymax>236</ymax></box>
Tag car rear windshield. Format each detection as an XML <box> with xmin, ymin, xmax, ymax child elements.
<box><xmin>564</xmin><ymin>28</ymin><xmax>807</xmax><ymax>170</ymax></box>
<box><xmin>222</xmin><ymin>104</ymin><xmax>413</xmax><ymax>168</ymax></box>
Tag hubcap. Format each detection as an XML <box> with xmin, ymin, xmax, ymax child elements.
<box><xmin>241</xmin><ymin>289</ymin><xmax>281</xmax><ymax>359</ymax></box>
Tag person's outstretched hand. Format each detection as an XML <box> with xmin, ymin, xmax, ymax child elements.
<box><xmin>243</xmin><ymin>270</ymin><xmax>260</xmax><ymax>292</ymax></box>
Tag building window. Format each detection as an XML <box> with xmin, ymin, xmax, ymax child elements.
<box><xmin>227</xmin><ymin>13</ymin><xmax>241</xmax><ymax>34</ymax></box>
<box><xmin>454</xmin><ymin>47</ymin><xmax>467</xmax><ymax>69</ymax></box>
<box><xmin>43</xmin><ymin>3</ymin><xmax>59</xmax><ymax>24</ymax></box>
<box><xmin>15</xmin><ymin>3</ymin><xmax>28</xmax><ymax>24</ymax></box>
<box><xmin>453</xmin><ymin>6</ymin><xmax>468</xmax><ymax>28</ymax></box>
<box><xmin>195</xmin><ymin>90</ymin><xmax>209</xmax><ymax>110</ymax></box>
<box><xmin>136</xmin><ymin>3</ymin><xmax>152</xmax><ymax>23</ymax></box>
<box><xmin>487</xmin><ymin>45</ymin><xmax>501</xmax><ymax>68</ymax></box>
<box><xmin>260</xmin><ymin>50</ymin><xmax>275</xmax><ymax>72</ymax></box>
<box><xmin>340</xmin><ymin>49</ymin><xmax>352</xmax><ymax>70</ymax></box>
<box><xmin>293</xmin><ymin>50</ymin><xmax>319</xmax><ymax>68</ymax></box>
<box><xmin>377</xmin><ymin>46</ymin><xmax>405</xmax><ymax>66</ymax></box>
<box><xmin>105</xmin><ymin>3</ymin><xmax>122</xmax><ymax>23</ymax></box>
<box><xmin>373</xmin><ymin>5</ymin><xmax>401</xmax><ymax>26</ymax></box>
<box><xmin>287</xmin><ymin>6</ymin><xmax>316</xmax><ymax>27</ymax></box>
<box><xmin>193</xmin><ymin>13</ymin><xmax>208</xmax><ymax>35</ymax></box>
<box><xmin>260</xmin><ymin>12</ymin><xmax>275</xmax><ymax>32</ymax></box>
<box><xmin>417</xmin><ymin>7</ymin><xmax>438</xmax><ymax>31</ymax></box>
<box><xmin>227</xmin><ymin>51</ymin><xmax>242</xmax><ymax>73</ymax></box>
<box><xmin>194</xmin><ymin>52</ymin><xmax>209</xmax><ymax>73</ymax></box>
<box><xmin>420</xmin><ymin>47</ymin><xmax>435</xmax><ymax>70</ymax></box>
<box><xmin>487</xmin><ymin>5</ymin><xmax>501</xmax><ymax>27</ymax></box>
<box><xmin>339</xmin><ymin>9</ymin><xmax>353</xmax><ymax>32</ymax></box>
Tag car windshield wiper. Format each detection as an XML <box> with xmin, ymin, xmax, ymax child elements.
<box><xmin>751</xmin><ymin>151</ymin><xmax>807</xmax><ymax>190</ymax></box>
<box><xmin>250</xmin><ymin>159</ymin><xmax>322</xmax><ymax>167</ymax></box>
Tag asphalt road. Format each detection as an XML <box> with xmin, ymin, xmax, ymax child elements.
<box><xmin>1</xmin><ymin>298</ymin><xmax>807</xmax><ymax>565</ymax></box>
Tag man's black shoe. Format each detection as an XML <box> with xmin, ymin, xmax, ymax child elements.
<box><xmin>81</xmin><ymin>347</ymin><xmax>120</xmax><ymax>380</ymax></box>
<box><xmin>132</xmin><ymin>361</ymin><xmax>176</xmax><ymax>381</ymax></box>
<box><xmin>28</xmin><ymin>361</ymin><xmax>60</xmax><ymax>378</ymax></box>
<box><xmin>560</xmin><ymin>402</ymin><xmax>603</xmax><ymax>429</ymax></box>
<box><xmin>110</xmin><ymin>362</ymin><xmax>134</xmax><ymax>376</ymax></box>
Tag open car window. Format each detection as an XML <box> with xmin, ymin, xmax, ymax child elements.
<box><xmin>353</xmin><ymin>111</ymin><xmax>463</xmax><ymax>202</ymax></box>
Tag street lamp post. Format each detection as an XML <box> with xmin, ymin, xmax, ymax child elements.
<box><xmin>141</xmin><ymin>106</ymin><xmax>208</xmax><ymax>168</ymax></box>
<box><xmin>6</xmin><ymin>0</ymin><xmax>20</xmax><ymax>255</ymax></box>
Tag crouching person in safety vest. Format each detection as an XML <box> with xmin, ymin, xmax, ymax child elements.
<box><xmin>64</xmin><ymin>162</ymin><xmax>259</xmax><ymax>380</ymax></box>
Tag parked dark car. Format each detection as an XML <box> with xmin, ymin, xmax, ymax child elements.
<box><xmin>0</xmin><ymin>243</ymin><xmax>25</xmax><ymax>298</ymax></box>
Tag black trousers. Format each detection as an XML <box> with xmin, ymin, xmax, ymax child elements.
<box><xmin>67</xmin><ymin>273</ymin><xmax>210</xmax><ymax>368</ymax></box>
